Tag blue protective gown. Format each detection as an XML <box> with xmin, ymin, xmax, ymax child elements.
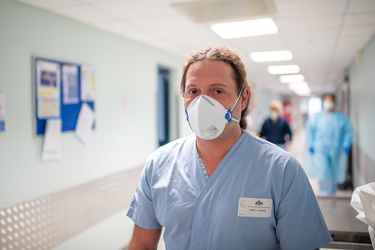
<box><xmin>127</xmin><ymin>131</ymin><xmax>332</xmax><ymax>249</ymax></box>
<box><xmin>305</xmin><ymin>111</ymin><xmax>354</xmax><ymax>195</ymax></box>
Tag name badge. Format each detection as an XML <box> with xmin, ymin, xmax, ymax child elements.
<box><xmin>238</xmin><ymin>198</ymin><xmax>272</xmax><ymax>218</ymax></box>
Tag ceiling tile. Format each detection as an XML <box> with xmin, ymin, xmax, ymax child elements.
<box><xmin>50</xmin><ymin>4</ymin><xmax>113</xmax><ymax>22</ymax></box>
<box><xmin>16</xmin><ymin>0</ymin><xmax>78</xmax><ymax>9</ymax></box>
<box><xmin>276</xmin><ymin>0</ymin><xmax>349</xmax><ymax>17</ymax></box>
<box><xmin>347</xmin><ymin>0</ymin><xmax>375</xmax><ymax>13</ymax></box>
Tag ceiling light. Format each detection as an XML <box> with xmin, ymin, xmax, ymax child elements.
<box><xmin>288</xmin><ymin>82</ymin><xmax>309</xmax><ymax>90</ymax></box>
<box><xmin>279</xmin><ymin>74</ymin><xmax>305</xmax><ymax>83</ymax></box>
<box><xmin>293</xmin><ymin>89</ymin><xmax>312</xmax><ymax>96</ymax></box>
<box><xmin>250</xmin><ymin>50</ymin><xmax>292</xmax><ymax>62</ymax></box>
<box><xmin>287</xmin><ymin>82</ymin><xmax>312</xmax><ymax>96</ymax></box>
<box><xmin>267</xmin><ymin>65</ymin><xmax>300</xmax><ymax>75</ymax></box>
<box><xmin>211</xmin><ymin>18</ymin><xmax>278</xmax><ymax>39</ymax></box>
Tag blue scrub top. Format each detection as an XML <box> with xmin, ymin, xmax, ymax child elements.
<box><xmin>127</xmin><ymin>131</ymin><xmax>332</xmax><ymax>250</ymax></box>
<box><xmin>306</xmin><ymin>111</ymin><xmax>354</xmax><ymax>150</ymax></box>
<box><xmin>304</xmin><ymin>111</ymin><xmax>354</xmax><ymax>182</ymax></box>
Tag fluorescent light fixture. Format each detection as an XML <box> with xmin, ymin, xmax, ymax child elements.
<box><xmin>288</xmin><ymin>82</ymin><xmax>309</xmax><ymax>90</ymax></box>
<box><xmin>287</xmin><ymin>82</ymin><xmax>312</xmax><ymax>96</ymax></box>
<box><xmin>250</xmin><ymin>50</ymin><xmax>292</xmax><ymax>62</ymax></box>
<box><xmin>279</xmin><ymin>74</ymin><xmax>305</xmax><ymax>83</ymax></box>
<box><xmin>211</xmin><ymin>18</ymin><xmax>278</xmax><ymax>39</ymax></box>
<box><xmin>267</xmin><ymin>65</ymin><xmax>300</xmax><ymax>75</ymax></box>
<box><xmin>293</xmin><ymin>89</ymin><xmax>312</xmax><ymax>96</ymax></box>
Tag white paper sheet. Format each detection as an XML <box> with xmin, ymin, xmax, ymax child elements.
<box><xmin>42</xmin><ymin>119</ymin><xmax>62</xmax><ymax>161</ymax></box>
<box><xmin>75</xmin><ymin>103</ymin><xmax>95</xmax><ymax>144</ymax></box>
<box><xmin>80</xmin><ymin>65</ymin><xmax>95</xmax><ymax>101</ymax></box>
<box><xmin>36</xmin><ymin>60</ymin><xmax>60</xmax><ymax>118</ymax></box>
<box><xmin>62</xmin><ymin>64</ymin><xmax>79</xmax><ymax>104</ymax></box>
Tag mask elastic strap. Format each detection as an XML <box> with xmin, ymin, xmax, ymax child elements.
<box><xmin>225</xmin><ymin>86</ymin><xmax>244</xmax><ymax>123</ymax></box>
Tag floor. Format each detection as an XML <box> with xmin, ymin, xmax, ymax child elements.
<box><xmin>288</xmin><ymin>129</ymin><xmax>354</xmax><ymax>250</ymax></box>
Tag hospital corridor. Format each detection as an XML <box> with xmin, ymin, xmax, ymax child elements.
<box><xmin>1</xmin><ymin>0</ymin><xmax>375</xmax><ymax>249</ymax></box>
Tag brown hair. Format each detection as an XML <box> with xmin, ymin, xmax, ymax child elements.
<box><xmin>180</xmin><ymin>46</ymin><xmax>252</xmax><ymax>129</ymax></box>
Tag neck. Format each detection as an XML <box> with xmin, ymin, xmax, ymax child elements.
<box><xmin>196</xmin><ymin>126</ymin><xmax>243</xmax><ymax>177</ymax></box>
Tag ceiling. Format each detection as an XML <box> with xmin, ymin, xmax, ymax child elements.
<box><xmin>14</xmin><ymin>0</ymin><xmax>375</xmax><ymax>96</ymax></box>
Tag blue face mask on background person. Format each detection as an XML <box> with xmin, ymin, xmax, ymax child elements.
<box><xmin>185</xmin><ymin>88</ymin><xmax>243</xmax><ymax>140</ymax></box>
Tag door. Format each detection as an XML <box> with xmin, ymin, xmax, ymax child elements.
<box><xmin>157</xmin><ymin>67</ymin><xmax>170</xmax><ymax>147</ymax></box>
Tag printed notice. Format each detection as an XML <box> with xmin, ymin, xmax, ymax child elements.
<box><xmin>75</xmin><ymin>103</ymin><xmax>95</xmax><ymax>144</ymax></box>
<box><xmin>238</xmin><ymin>198</ymin><xmax>272</xmax><ymax>218</ymax></box>
<box><xmin>42</xmin><ymin>119</ymin><xmax>62</xmax><ymax>161</ymax></box>
<box><xmin>62</xmin><ymin>64</ymin><xmax>79</xmax><ymax>104</ymax></box>
<box><xmin>81</xmin><ymin>65</ymin><xmax>95</xmax><ymax>101</ymax></box>
<box><xmin>36</xmin><ymin>60</ymin><xmax>60</xmax><ymax>118</ymax></box>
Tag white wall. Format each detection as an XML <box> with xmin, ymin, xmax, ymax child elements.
<box><xmin>0</xmin><ymin>1</ymin><xmax>184</xmax><ymax>248</ymax></box>
<box><xmin>250</xmin><ymin>86</ymin><xmax>282</xmax><ymax>133</ymax></box>
<box><xmin>349</xmin><ymin>33</ymin><xmax>375</xmax><ymax>187</ymax></box>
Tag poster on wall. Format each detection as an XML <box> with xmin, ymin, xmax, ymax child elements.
<box><xmin>0</xmin><ymin>88</ymin><xmax>5</xmax><ymax>133</ymax></box>
<box><xmin>80</xmin><ymin>65</ymin><xmax>95</xmax><ymax>101</ymax></box>
<box><xmin>62</xmin><ymin>64</ymin><xmax>79</xmax><ymax>105</ymax></box>
<box><xmin>42</xmin><ymin>118</ymin><xmax>62</xmax><ymax>161</ymax></box>
<box><xmin>75</xmin><ymin>103</ymin><xmax>95</xmax><ymax>144</ymax></box>
<box><xmin>36</xmin><ymin>60</ymin><xmax>61</xmax><ymax>118</ymax></box>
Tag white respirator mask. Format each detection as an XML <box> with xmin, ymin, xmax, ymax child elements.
<box><xmin>270</xmin><ymin>111</ymin><xmax>279</xmax><ymax>121</ymax></box>
<box><xmin>185</xmin><ymin>88</ymin><xmax>243</xmax><ymax>140</ymax></box>
<box><xmin>323</xmin><ymin>100</ymin><xmax>334</xmax><ymax>111</ymax></box>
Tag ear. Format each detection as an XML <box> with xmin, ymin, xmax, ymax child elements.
<box><xmin>240</xmin><ymin>87</ymin><xmax>250</xmax><ymax>111</ymax></box>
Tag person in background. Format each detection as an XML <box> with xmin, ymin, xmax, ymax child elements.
<box><xmin>126</xmin><ymin>46</ymin><xmax>332</xmax><ymax>249</ymax></box>
<box><xmin>260</xmin><ymin>100</ymin><xmax>292</xmax><ymax>150</ymax></box>
<box><xmin>306</xmin><ymin>93</ymin><xmax>354</xmax><ymax>196</ymax></box>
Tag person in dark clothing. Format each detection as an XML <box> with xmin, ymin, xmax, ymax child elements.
<box><xmin>260</xmin><ymin>100</ymin><xmax>292</xmax><ymax>150</ymax></box>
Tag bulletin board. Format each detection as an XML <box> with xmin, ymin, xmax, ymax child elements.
<box><xmin>34</xmin><ymin>57</ymin><xmax>95</xmax><ymax>135</ymax></box>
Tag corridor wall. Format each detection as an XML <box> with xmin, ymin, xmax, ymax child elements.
<box><xmin>349</xmin><ymin>33</ymin><xmax>375</xmax><ymax>187</ymax></box>
<box><xmin>0</xmin><ymin>0</ymin><xmax>183</xmax><ymax>249</ymax></box>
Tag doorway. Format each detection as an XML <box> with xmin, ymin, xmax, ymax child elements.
<box><xmin>157</xmin><ymin>67</ymin><xmax>170</xmax><ymax>147</ymax></box>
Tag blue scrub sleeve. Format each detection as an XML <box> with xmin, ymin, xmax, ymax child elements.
<box><xmin>127</xmin><ymin>163</ymin><xmax>162</xmax><ymax>230</ymax></box>
<box><xmin>342</xmin><ymin>114</ymin><xmax>354</xmax><ymax>148</ymax></box>
<box><xmin>276</xmin><ymin>158</ymin><xmax>332</xmax><ymax>249</ymax></box>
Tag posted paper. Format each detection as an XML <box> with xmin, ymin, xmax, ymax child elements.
<box><xmin>75</xmin><ymin>103</ymin><xmax>95</xmax><ymax>144</ymax></box>
<box><xmin>62</xmin><ymin>64</ymin><xmax>79</xmax><ymax>104</ymax></box>
<box><xmin>36</xmin><ymin>60</ymin><xmax>60</xmax><ymax>118</ymax></box>
<box><xmin>80</xmin><ymin>65</ymin><xmax>95</xmax><ymax>101</ymax></box>
<box><xmin>42</xmin><ymin>119</ymin><xmax>62</xmax><ymax>161</ymax></box>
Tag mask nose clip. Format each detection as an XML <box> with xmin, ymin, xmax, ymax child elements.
<box><xmin>185</xmin><ymin>109</ymin><xmax>189</xmax><ymax>121</ymax></box>
<box><xmin>225</xmin><ymin>109</ymin><xmax>232</xmax><ymax>122</ymax></box>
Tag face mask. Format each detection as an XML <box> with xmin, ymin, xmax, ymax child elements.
<box><xmin>185</xmin><ymin>89</ymin><xmax>243</xmax><ymax>140</ymax></box>
<box><xmin>323</xmin><ymin>100</ymin><xmax>334</xmax><ymax>111</ymax></box>
<box><xmin>270</xmin><ymin>111</ymin><xmax>278</xmax><ymax>121</ymax></box>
